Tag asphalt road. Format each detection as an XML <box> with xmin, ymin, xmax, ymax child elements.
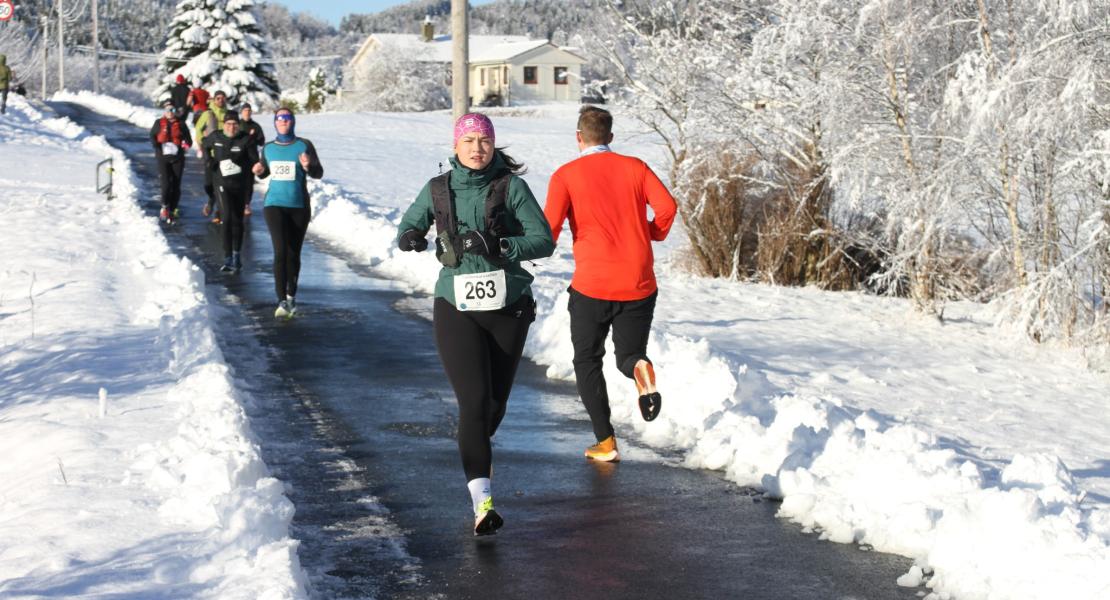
<box><xmin>51</xmin><ymin>101</ymin><xmax>922</xmax><ymax>600</ymax></box>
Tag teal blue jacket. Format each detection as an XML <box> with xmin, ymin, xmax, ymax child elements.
<box><xmin>398</xmin><ymin>153</ymin><xmax>555</xmax><ymax>308</ymax></box>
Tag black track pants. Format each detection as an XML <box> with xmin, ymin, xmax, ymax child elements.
<box><xmin>203</xmin><ymin>165</ymin><xmax>217</xmax><ymax>212</ymax></box>
<box><xmin>434</xmin><ymin>294</ymin><xmax>535</xmax><ymax>482</ymax></box>
<box><xmin>263</xmin><ymin>205</ymin><xmax>310</xmax><ymax>302</ymax></box>
<box><xmin>568</xmin><ymin>287</ymin><xmax>657</xmax><ymax>442</ymax></box>
<box><xmin>157</xmin><ymin>158</ymin><xmax>185</xmax><ymax>213</ymax></box>
<box><xmin>217</xmin><ymin>184</ymin><xmax>250</xmax><ymax>256</ymax></box>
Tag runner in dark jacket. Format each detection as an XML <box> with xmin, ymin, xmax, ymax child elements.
<box><xmin>202</xmin><ymin>112</ymin><xmax>258</xmax><ymax>272</ymax></box>
<box><xmin>169</xmin><ymin>74</ymin><xmax>191</xmax><ymax>121</ymax></box>
<box><xmin>239</xmin><ymin>103</ymin><xmax>266</xmax><ymax>149</ymax></box>
<box><xmin>238</xmin><ymin>103</ymin><xmax>265</xmax><ymax>217</ymax></box>
<box><xmin>149</xmin><ymin>100</ymin><xmax>193</xmax><ymax>223</ymax></box>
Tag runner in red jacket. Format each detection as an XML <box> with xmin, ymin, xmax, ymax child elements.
<box><xmin>544</xmin><ymin>106</ymin><xmax>678</xmax><ymax>462</ymax></box>
<box><xmin>186</xmin><ymin>82</ymin><xmax>209</xmax><ymax>127</ymax></box>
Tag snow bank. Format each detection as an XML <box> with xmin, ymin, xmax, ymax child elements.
<box><xmin>0</xmin><ymin>94</ymin><xmax>307</xmax><ymax>598</ymax></box>
<box><xmin>54</xmin><ymin>89</ymin><xmax>162</xmax><ymax>130</ymax></box>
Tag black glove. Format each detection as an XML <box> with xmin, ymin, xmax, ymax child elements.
<box><xmin>398</xmin><ymin>229</ymin><xmax>428</xmax><ymax>252</ymax></box>
<box><xmin>460</xmin><ymin>230</ymin><xmax>500</xmax><ymax>257</ymax></box>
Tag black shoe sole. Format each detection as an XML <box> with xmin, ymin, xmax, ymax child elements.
<box><xmin>474</xmin><ymin>509</ymin><xmax>503</xmax><ymax>536</ymax></box>
<box><xmin>639</xmin><ymin>392</ymin><xmax>662</xmax><ymax>421</ymax></box>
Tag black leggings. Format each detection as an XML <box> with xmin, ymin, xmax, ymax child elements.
<box><xmin>263</xmin><ymin>205</ymin><xmax>310</xmax><ymax>302</ymax></box>
<box><xmin>157</xmin><ymin>158</ymin><xmax>185</xmax><ymax>213</ymax></box>
<box><xmin>434</xmin><ymin>294</ymin><xmax>535</xmax><ymax>481</ymax></box>
<box><xmin>217</xmin><ymin>184</ymin><xmax>250</xmax><ymax>256</ymax></box>
<box><xmin>568</xmin><ymin>288</ymin><xmax>657</xmax><ymax>442</ymax></box>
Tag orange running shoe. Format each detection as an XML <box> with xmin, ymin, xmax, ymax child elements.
<box><xmin>584</xmin><ymin>435</ymin><xmax>620</xmax><ymax>462</ymax></box>
<box><xmin>634</xmin><ymin>360</ymin><xmax>662</xmax><ymax>421</ymax></box>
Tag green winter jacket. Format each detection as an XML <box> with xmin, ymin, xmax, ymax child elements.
<box><xmin>0</xmin><ymin>55</ymin><xmax>11</xmax><ymax>90</ymax></box>
<box><xmin>193</xmin><ymin>100</ymin><xmax>227</xmax><ymax>142</ymax></box>
<box><xmin>398</xmin><ymin>153</ymin><xmax>555</xmax><ymax>308</ymax></box>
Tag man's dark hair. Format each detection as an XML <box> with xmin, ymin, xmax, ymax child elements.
<box><xmin>577</xmin><ymin>106</ymin><xmax>612</xmax><ymax>145</ymax></box>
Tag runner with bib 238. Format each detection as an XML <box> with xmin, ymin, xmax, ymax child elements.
<box><xmin>396</xmin><ymin>113</ymin><xmax>554</xmax><ymax>536</ymax></box>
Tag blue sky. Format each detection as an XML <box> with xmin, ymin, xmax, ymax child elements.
<box><xmin>269</xmin><ymin>0</ymin><xmax>497</xmax><ymax>26</ymax></box>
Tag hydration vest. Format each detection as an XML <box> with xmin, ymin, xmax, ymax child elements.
<box><xmin>430</xmin><ymin>171</ymin><xmax>511</xmax><ymax>267</ymax></box>
<box><xmin>155</xmin><ymin>118</ymin><xmax>184</xmax><ymax>146</ymax></box>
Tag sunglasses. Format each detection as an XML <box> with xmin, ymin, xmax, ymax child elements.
<box><xmin>274</xmin><ymin>114</ymin><xmax>294</xmax><ymax>122</ymax></box>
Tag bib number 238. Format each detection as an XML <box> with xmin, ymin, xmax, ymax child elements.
<box><xmin>453</xmin><ymin>270</ymin><xmax>506</xmax><ymax>311</ymax></box>
<box><xmin>270</xmin><ymin>160</ymin><xmax>296</xmax><ymax>181</ymax></box>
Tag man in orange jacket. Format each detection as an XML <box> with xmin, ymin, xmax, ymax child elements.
<box><xmin>544</xmin><ymin>106</ymin><xmax>678</xmax><ymax>462</ymax></box>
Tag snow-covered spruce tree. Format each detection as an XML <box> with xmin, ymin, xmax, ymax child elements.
<box><xmin>155</xmin><ymin>0</ymin><xmax>212</xmax><ymax>103</ymax></box>
<box><xmin>155</xmin><ymin>0</ymin><xmax>279</xmax><ymax>107</ymax></box>
<box><xmin>205</xmin><ymin>0</ymin><xmax>279</xmax><ymax>107</ymax></box>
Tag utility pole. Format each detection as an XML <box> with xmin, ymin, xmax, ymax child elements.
<box><xmin>56</xmin><ymin>0</ymin><xmax>64</xmax><ymax>91</ymax></box>
<box><xmin>91</xmin><ymin>0</ymin><xmax>99</xmax><ymax>94</ymax></box>
<box><xmin>40</xmin><ymin>15</ymin><xmax>48</xmax><ymax>99</ymax></box>
<box><xmin>451</xmin><ymin>0</ymin><xmax>469</xmax><ymax>120</ymax></box>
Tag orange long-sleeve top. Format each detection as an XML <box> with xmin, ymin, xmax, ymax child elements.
<box><xmin>544</xmin><ymin>150</ymin><xmax>678</xmax><ymax>301</ymax></box>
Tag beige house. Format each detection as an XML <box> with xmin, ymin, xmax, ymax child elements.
<box><xmin>346</xmin><ymin>23</ymin><xmax>587</xmax><ymax>106</ymax></box>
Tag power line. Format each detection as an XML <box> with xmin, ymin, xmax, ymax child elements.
<box><xmin>71</xmin><ymin>45</ymin><xmax>341</xmax><ymax>65</ymax></box>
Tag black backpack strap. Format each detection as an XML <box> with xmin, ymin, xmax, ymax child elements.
<box><xmin>430</xmin><ymin>172</ymin><xmax>455</xmax><ymax>235</ymax></box>
<box><xmin>484</xmin><ymin>174</ymin><xmax>512</xmax><ymax>234</ymax></box>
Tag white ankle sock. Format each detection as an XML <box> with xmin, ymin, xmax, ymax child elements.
<box><xmin>467</xmin><ymin>477</ymin><xmax>491</xmax><ymax>514</ymax></box>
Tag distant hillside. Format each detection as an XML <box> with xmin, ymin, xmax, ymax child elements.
<box><xmin>340</xmin><ymin>0</ymin><xmax>597</xmax><ymax>44</ymax></box>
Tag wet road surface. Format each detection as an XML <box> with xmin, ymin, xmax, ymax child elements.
<box><xmin>51</xmin><ymin>101</ymin><xmax>922</xmax><ymax>600</ymax></box>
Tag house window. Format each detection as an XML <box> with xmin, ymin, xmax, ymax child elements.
<box><xmin>554</xmin><ymin>66</ymin><xmax>568</xmax><ymax>85</ymax></box>
<box><xmin>480</xmin><ymin>68</ymin><xmax>486</xmax><ymax>86</ymax></box>
<box><xmin>524</xmin><ymin>66</ymin><xmax>537</xmax><ymax>84</ymax></box>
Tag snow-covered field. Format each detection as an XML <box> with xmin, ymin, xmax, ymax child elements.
<box><xmin>0</xmin><ymin>94</ymin><xmax>307</xmax><ymax>598</ymax></box>
<box><xmin>3</xmin><ymin>90</ymin><xmax>1108</xmax><ymax>599</ymax></box>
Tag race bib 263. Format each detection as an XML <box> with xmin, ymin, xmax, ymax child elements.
<box><xmin>453</xmin><ymin>270</ymin><xmax>507</xmax><ymax>311</ymax></box>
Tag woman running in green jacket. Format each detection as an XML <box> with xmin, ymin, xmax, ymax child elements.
<box><xmin>396</xmin><ymin>113</ymin><xmax>554</xmax><ymax>536</ymax></box>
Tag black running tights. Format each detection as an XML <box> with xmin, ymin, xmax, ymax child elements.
<box><xmin>157</xmin><ymin>158</ymin><xmax>185</xmax><ymax>214</ymax></box>
<box><xmin>434</xmin><ymin>295</ymin><xmax>535</xmax><ymax>482</ymax></box>
<box><xmin>217</xmin><ymin>184</ymin><xmax>250</xmax><ymax>257</ymax></box>
<box><xmin>263</xmin><ymin>205</ymin><xmax>310</xmax><ymax>302</ymax></box>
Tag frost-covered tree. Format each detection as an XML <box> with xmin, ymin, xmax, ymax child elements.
<box><xmin>257</xmin><ymin>2</ymin><xmax>347</xmax><ymax>97</ymax></box>
<box><xmin>944</xmin><ymin>1</ymin><xmax>1110</xmax><ymax>341</ymax></box>
<box><xmin>342</xmin><ymin>43</ymin><xmax>449</xmax><ymax>112</ymax></box>
<box><xmin>593</xmin><ymin>0</ymin><xmax>1110</xmax><ymax>344</ymax></box>
<box><xmin>155</xmin><ymin>0</ymin><xmax>279</xmax><ymax>107</ymax></box>
<box><xmin>304</xmin><ymin>66</ymin><xmax>330</xmax><ymax>112</ymax></box>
